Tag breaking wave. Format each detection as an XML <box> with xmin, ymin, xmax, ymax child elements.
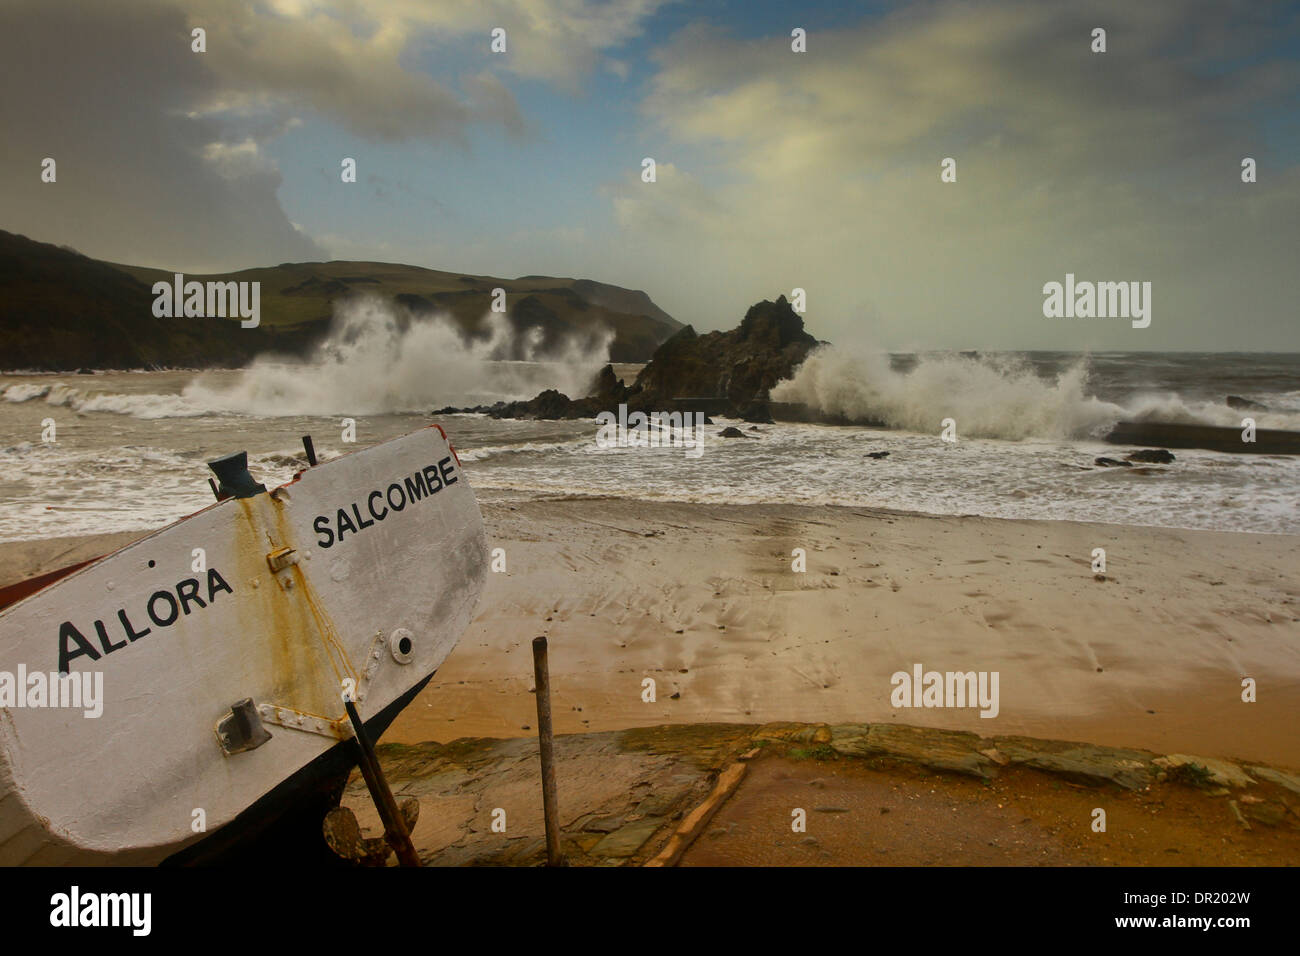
<box><xmin>1</xmin><ymin>382</ymin><xmax>208</xmax><ymax>418</ymax></box>
<box><xmin>1</xmin><ymin>298</ymin><xmax>615</xmax><ymax>419</ymax></box>
<box><xmin>1</xmin><ymin>383</ymin><xmax>50</xmax><ymax>403</ymax></box>
<box><xmin>183</xmin><ymin>296</ymin><xmax>613</xmax><ymax>416</ymax></box>
<box><xmin>770</xmin><ymin>346</ymin><xmax>1300</xmax><ymax>439</ymax></box>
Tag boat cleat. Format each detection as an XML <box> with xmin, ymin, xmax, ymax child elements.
<box><xmin>215</xmin><ymin>698</ymin><xmax>274</xmax><ymax>755</ymax></box>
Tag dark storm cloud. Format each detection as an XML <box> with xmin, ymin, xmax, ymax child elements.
<box><xmin>0</xmin><ymin>0</ymin><xmax>324</xmax><ymax>270</ymax></box>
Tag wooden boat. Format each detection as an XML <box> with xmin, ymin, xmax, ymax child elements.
<box><xmin>0</xmin><ymin>423</ymin><xmax>487</xmax><ymax>865</ymax></box>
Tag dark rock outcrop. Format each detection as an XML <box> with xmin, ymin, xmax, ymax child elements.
<box><xmin>1094</xmin><ymin>457</ymin><xmax>1132</xmax><ymax>467</ymax></box>
<box><xmin>631</xmin><ymin>296</ymin><xmax>818</xmax><ymax>416</ymax></box>
<box><xmin>465</xmin><ymin>295</ymin><xmax>822</xmax><ymax>421</ymax></box>
<box><xmin>736</xmin><ymin>402</ymin><xmax>775</xmax><ymax>424</ymax></box>
<box><xmin>1227</xmin><ymin>395</ymin><xmax>1269</xmax><ymax>411</ymax></box>
<box><xmin>500</xmin><ymin>388</ymin><xmax>583</xmax><ymax>420</ymax></box>
<box><xmin>1126</xmin><ymin>449</ymin><xmax>1176</xmax><ymax>464</ymax></box>
<box><xmin>475</xmin><ymin>362</ymin><xmax>640</xmax><ymax>420</ymax></box>
<box><xmin>434</xmin><ymin>362</ymin><xmax>640</xmax><ymax>420</ymax></box>
<box><xmin>589</xmin><ymin>364</ymin><xmax>634</xmax><ymax>407</ymax></box>
<box><xmin>1105</xmin><ymin>421</ymin><xmax>1300</xmax><ymax>455</ymax></box>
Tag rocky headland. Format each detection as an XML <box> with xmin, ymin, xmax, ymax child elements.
<box><xmin>438</xmin><ymin>294</ymin><xmax>824</xmax><ymax>424</ymax></box>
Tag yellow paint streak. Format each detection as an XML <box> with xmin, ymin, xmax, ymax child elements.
<box><xmin>228</xmin><ymin>497</ymin><xmax>358</xmax><ymax>720</ymax></box>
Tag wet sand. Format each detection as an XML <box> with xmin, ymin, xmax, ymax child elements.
<box><xmin>679</xmin><ymin>752</ymin><xmax>1300</xmax><ymax>867</ymax></box>
<box><xmin>0</xmin><ymin>529</ymin><xmax>142</xmax><ymax>585</ymax></box>
<box><xmin>397</xmin><ymin>497</ymin><xmax>1300</xmax><ymax>769</ymax></box>
<box><xmin>4</xmin><ymin>498</ymin><xmax>1299</xmax><ymax>768</ymax></box>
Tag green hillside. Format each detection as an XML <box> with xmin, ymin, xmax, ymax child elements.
<box><xmin>0</xmin><ymin>230</ymin><xmax>681</xmax><ymax>370</ymax></box>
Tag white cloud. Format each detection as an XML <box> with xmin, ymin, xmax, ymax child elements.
<box><xmin>185</xmin><ymin>0</ymin><xmax>672</xmax><ymax>136</ymax></box>
<box><xmin>0</xmin><ymin>0</ymin><xmax>666</xmax><ymax>272</ymax></box>
<box><xmin>201</xmin><ymin>138</ymin><xmax>268</xmax><ymax>180</ymax></box>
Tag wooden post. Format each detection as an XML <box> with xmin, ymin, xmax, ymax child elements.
<box><xmin>532</xmin><ymin>636</ymin><xmax>565</xmax><ymax>866</ymax></box>
<box><xmin>344</xmin><ymin>698</ymin><xmax>421</xmax><ymax>867</ymax></box>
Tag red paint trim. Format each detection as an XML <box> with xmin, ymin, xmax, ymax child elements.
<box><xmin>431</xmin><ymin>422</ymin><xmax>461</xmax><ymax>466</ymax></box>
<box><xmin>0</xmin><ymin>557</ymin><xmax>101</xmax><ymax>613</ymax></box>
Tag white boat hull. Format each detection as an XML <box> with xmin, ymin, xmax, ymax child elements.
<box><xmin>0</xmin><ymin>424</ymin><xmax>487</xmax><ymax>865</ymax></box>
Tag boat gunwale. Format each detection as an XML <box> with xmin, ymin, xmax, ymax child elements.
<box><xmin>0</xmin><ymin>422</ymin><xmax>459</xmax><ymax>618</ymax></box>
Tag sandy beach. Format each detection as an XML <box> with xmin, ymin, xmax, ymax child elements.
<box><xmin>7</xmin><ymin>496</ymin><xmax>1298</xmax><ymax>769</ymax></box>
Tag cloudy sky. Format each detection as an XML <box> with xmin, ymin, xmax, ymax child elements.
<box><xmin>2</xmin><ymin>0</ymin><xmax>1297</xmax><ymax>350</ymax></box>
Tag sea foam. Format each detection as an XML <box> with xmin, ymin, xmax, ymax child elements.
<box><xmin>182</xmin><ymin>296</ymin><xmax>613</xmax><ymax>417</ymax></box>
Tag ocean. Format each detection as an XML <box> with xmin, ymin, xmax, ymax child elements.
<box><xmin>2</xmin><ymin>345</ymin><xmax>1298</xmax><ymax>543</ymax></box>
